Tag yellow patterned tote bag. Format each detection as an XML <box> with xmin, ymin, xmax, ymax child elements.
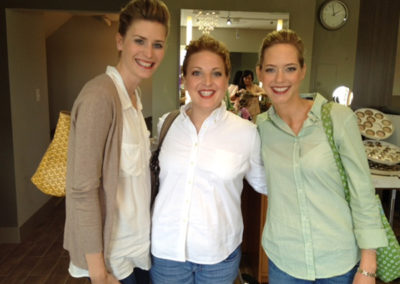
<box><xmin>31</xmin><ymin>111</ymin><xmax>70</xmax><ymax>197</ymax></box>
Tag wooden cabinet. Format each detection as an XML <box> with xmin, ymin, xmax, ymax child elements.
<box><xmin>241</xmin><ymin>180</ymin><xmax>269</xmax><ymax>283</ymax></box>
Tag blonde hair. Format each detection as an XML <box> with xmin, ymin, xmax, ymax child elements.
<box><xmin>182</xmin><ymin>35</ymin><xmax>231</xmax><ymax>76</ymax></box>
<box><xmin>258</xmin><ymin>29</ymin><xmax>305</xmax><ymax>68</ymax></box>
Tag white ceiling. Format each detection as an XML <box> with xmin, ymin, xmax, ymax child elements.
<box><xmin>180</xmin><ymin>9</ymin><xmax>289</xmax><ymax>30</ymax></box>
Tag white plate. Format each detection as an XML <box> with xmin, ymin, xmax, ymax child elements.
<box><xmin>364</xmin><ymin>140</ymin><xmax>400</xmax><ymax>166</ymax></box>
<box><xmin>355</xmin><ymin>108</ymin><xmax>394</xmax><ymax>140</ymax></box>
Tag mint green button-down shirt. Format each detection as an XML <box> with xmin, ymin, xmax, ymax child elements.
<box><xmin>256</xmin><ymin>94</ymin><xmax>387</xmax><ymax>280</ymax></box>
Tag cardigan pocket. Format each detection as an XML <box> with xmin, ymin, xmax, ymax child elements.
<box><xmin>120</xmin><ymin>142</ymin><xmax>144</xmax><ymax>177</ymax></box>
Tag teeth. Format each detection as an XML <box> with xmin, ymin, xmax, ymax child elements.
<box><xmin>273</xmin><ymin>87</ymin><xmax>289</xmax><ymax>92</ymax></box>
<box><xmin>200</xmin><ymin>90</ymin><xmax>213</xmax><ymax>97</ymax></box>
<box><xmin>137</xmin><ymin>59</ymin><xmax>152</xmax><ymax>68</ymax></box>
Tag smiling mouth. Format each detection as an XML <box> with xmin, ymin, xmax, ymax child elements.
<box><xmin>136</xmin><ymin>59</ymin><xmax>154</xmax><ymax>69</ymax></box>
<box><xmin>271</xmin><ymin>86</ymin><xmax>290</xmax><ymax>94</ymax></box>
<box><xmin>199</xmin><ymin>90</ymin><xmax>214</xmax><ymax>98</ymax></box>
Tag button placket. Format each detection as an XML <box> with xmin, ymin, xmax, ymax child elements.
<box><xmin>293</xmin><ymin>137</ymin><xmax>316</xmax><ymax>278</ymax></box>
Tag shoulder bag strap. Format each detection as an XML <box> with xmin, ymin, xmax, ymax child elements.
<box><xmin>157</xmin><ymin>110</ymin><xmax>180</xmax><ymax>149</ymax></box>
<box><xmin>321</xmin><ymin>101</ymin><xmax>351</xmax><ymax>203</ymax></box>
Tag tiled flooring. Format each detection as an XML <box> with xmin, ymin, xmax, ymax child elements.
<box><xmin>0</xmin><ymin>196</ymin><xmax>398</xmax><ymax>284</ymax></box>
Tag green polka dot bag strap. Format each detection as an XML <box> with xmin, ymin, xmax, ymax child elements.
<box><xmin>321</xmin><ymin>102</ymin><xmax>400</xmax><ymax>283</ymax></box>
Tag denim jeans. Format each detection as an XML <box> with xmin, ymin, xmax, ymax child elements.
<box><xmin>150</xmin><ymin>246</ymin><xmax>241</xmax><ymax>284</ymax></box>
<box><xmin>268</xmin><ymin>259</ymin><xmax>358</xmax><ymax>284</ymax></box>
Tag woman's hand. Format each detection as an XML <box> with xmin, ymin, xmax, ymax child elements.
<box><xmin>353</xmin><ymin>271</ymin><xmax>375</xmax><ymax>284</ymax></box>
<box><xmin>86</xmin><ymin>252</ymin><xmax>121</xmax><ymax>284</ymax></box>
<box><xmin>353</xmin><ymin>249</ymin><xmax>377</xmax><ymax>284</ymax></box>
<box><xmin>91</xmin><ymin>273</ymin><xmax>120</xmax><ymax>284</ymax></box>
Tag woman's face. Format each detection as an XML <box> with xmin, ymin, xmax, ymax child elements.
<box><xmin>116</xmin><ymin>19</ymin><xmax>166</xmax><ymax>84</ymax></box>
<box><xmin>184</xmin><ymin>50</ymin><xmax>229</xmax><ymax>114</ymax></box>
<box><xmin>243</xmin><ymin>74</ymin><xmax>253</xmax><ymax>87</ymax></box>
<box><xmin>257</xmin><ymin>43</ymin><xmax>306</xmax><ymax>106</ymax></box>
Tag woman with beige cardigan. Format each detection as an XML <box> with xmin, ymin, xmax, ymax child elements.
<box><xmin>63</xmin><ymin>0</ymin><xmax>170</xmax><ymax>283</ymax></box>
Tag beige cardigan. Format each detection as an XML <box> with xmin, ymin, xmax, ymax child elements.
<box><xmin>63</xmin><ymin>73</ymin><xmax>123</xmax><ymax>270</ymax></box>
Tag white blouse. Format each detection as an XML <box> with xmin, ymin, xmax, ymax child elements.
<box><xmin>151</xmin><ymin>102</ymin><xmax>267</xmax><ymax>264</ymax></box>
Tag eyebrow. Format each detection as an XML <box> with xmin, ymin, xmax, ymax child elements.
<box><xmin>132</xmin><ymin>34</ymin><xmax>165</xmax><ymax>43</ymax></box>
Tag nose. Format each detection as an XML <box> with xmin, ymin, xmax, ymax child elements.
<box><xmin>143</xmin><ymin>43</ymin><xmax>153</xmax><ymax>58</ymax></box>
<box><xmin>204</xmin><ymin>73</ymin><xmax>212</xmax><ymax>86</ymax></box>
<box><xmin>275</xmin><ymin>69</ymin><xmax>284</xmax><ymax>82</ymax></box>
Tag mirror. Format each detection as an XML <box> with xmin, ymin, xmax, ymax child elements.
<box><xmin>179</xmin><ymin>9</ymin><xmax>289</xmax><ymax>104</ymax></box>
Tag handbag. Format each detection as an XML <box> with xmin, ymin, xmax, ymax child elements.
<box><xmin>321</xmin><ymin>102</ymin><xmax>400</xmax><ymax>283</ymax></box>
<box><xmin>150</xmin><ymin>110</ymin><xmax>180</xmax><ymax>207</ymax></box>
<box><xmin>31</xmin><ymin>111</ymin><xmax>71</xmax><ymax>197</ymax></box>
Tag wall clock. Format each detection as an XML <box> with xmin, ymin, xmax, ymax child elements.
<box><xmin>319</xmin><ymin>0</ymin><xmax>348</xmax><ymax>30</ymax></box>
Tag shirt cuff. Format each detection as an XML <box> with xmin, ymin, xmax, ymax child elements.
<box><xmin>354</xmin><ymin>228</ymin><xmax>388</xmax><ymax>249</ymax></box>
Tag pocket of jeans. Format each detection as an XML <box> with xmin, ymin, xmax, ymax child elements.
<box><xmin>223</xmin><ymin>246</ymin><xmax>241</xmax><ymax>263</ymax></box>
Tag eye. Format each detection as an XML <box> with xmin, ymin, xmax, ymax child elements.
<box><xmin>153</xmin><ymin>42</ymin><xmax>164</xmax><ymax>49</ymax></box>
<box><xmin>191</xmin><ymin>70</ymin><xmax>201</xmax><ymax>76</ymax></box>
<box><xmin>134</xmin><ymin>38</ymin><xmax>145</xmax><ymax>45</ymax></box>
<box><xmin>265</xmin><ymin>67</ymin><xmax>276</xmax><ymax>73</ymax></box>
<box><xmin>212</xmin><ymin>71</ymin><xmax>223</xmax><ymax>77</ymax></box>
<box><xmin>286</xmin><ymin>66</ymin><xmax>298</xmax><ymax>72</ymax></box>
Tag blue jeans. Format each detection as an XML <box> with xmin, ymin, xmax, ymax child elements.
<box><xmin>268</xmin><ymin>260</ymin><xmax>358</xmax><ymax>284</ymax></box>
<box><xmin>150</xmin><ymin>246</ymin><xmax>241</xmax><ymax>284</ymax></box>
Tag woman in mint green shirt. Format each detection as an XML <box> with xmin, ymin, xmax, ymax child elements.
<box><xmin>255</xmin><ymin>29</ymin><xmax>387</xmax><ymax>284</ymax></box>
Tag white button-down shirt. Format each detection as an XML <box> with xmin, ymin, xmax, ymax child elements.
<box><xmin>151</xmin><ymin>103</ymin><xmax>267</xmax><ymax>264</ymax></box>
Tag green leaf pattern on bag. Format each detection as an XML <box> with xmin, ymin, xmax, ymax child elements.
<box><xmin>321</xmin><ymin>102</ymin><xmax>400</xmax><ymax>283</ymax></box>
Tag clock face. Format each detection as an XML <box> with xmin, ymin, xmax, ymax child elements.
<box><xmin>320</xmin><ymin>0</ymin><xmax>348</xmax><ymax>30</ymax></box>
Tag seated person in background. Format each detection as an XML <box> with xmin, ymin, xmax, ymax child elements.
<box><xmin>237</xmin><ymin>92</ymin><xmax>253</xmax><ymax>121</ymax></box>
<box><xmin>228</xmin><ymin>70</ymin><xmax>243</xmax><ymax>100</ymax></box>
<box><xmin>239</xmin><ymin>69</ymin><xmax>266</xmax><ymax>121</ymax></box>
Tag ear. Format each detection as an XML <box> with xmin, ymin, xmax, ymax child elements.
<box><xmin>256</xmin><ymin>65</ymin><xmax>261</xmax><ymax>82</ymax></box>
<box><xmin>300</xmin><ymin>63</ymin><xmax>307</xmax><ymax>80</ymax></box>
<box><xmin>182</xmin><ymin>76</ymin><xmax>187</xmax><ymax>91</ymax></box>
<box><xmin>116</xmin><ymin>33</ymin><xmax>124</xmax><ymax>52</ymax></box>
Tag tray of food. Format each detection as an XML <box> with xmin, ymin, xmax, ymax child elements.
<box><xmin>368</xmin><ymin>160</ymin><xmax>400</xmax><ymax>176</ymax></box>
<box><xmin>355</xmin><ymin>108</ymin><xmax>394</xmax><ymax>140</ymax></box>
<box><xmin>364</xmin><ymin>140</ymin><xmax>400</xmax><ymax>166</ymax></box>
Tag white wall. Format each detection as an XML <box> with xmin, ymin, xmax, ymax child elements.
<box><xmin>46</xmin><ymin>15</ymin><xmax>154</xmax><ymax>131</ymax></box>
<box><xmin>6</xmin><ymin>9</ymin><xmax>50</xmax><ymax>229</ymax></box>
<box><xmin>310</xmin><ymin>0</ymin><xmax>360</xmax><ymax>98</ymax></box>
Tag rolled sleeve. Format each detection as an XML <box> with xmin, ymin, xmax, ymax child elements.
<box><xmin>335</xmin><ymin>108</ymin><xmax>387</xmax><ymax>249</ymax></box>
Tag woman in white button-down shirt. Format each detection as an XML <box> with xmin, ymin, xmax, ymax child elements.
<box><xmin>150</xmin><ymin>35</ymin><xmax>268</xmax><ymax>284</ymax></box>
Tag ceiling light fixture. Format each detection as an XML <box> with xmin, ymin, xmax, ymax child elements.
<box><xmin>195</xmin><ymin>10</ymin><xmax>218</xmax><ymax>34</ymax></box>
<box><xmin>227</xmin><ymin>16</ymin><xmax>232</xmax><ymax>25</ymax></box>
<box><xmin>276</xmin><ymin>19</ymin><xmax>283</xmax><ymax>31</ymax></box>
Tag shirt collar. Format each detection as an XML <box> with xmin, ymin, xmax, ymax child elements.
<box><xmin>305</xmin><ymin>92</ymin><xmax>327</xmax><ymax>122</ymax></box>
<box><xmin>180</xmin><ymin>101</ymin><xmax>227</xmax><ymax>123</ymax></box>
<box><xmin>105</xmin><ymin>65</ymin><xmax>142</xmax><ymax>111</ymax></box>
